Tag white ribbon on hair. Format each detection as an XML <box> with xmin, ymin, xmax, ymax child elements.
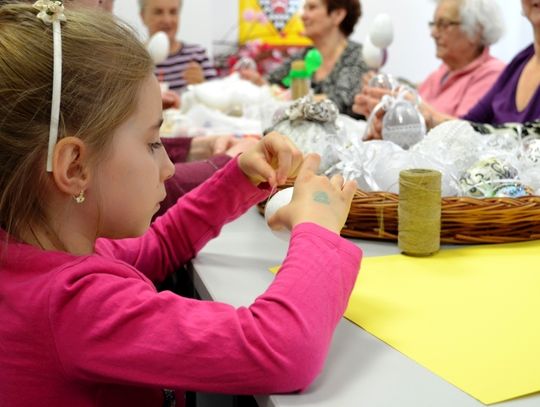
<box><xmin>33</xmin><ymin>0</ymin><xmax>65</xmax><ymax>172</ymax></box>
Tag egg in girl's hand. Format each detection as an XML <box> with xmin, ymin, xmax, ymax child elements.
<box><xmin>264</xmin><ymin>187</ymin><xmax>294</xmax><ymax>241</ymax></box>
<box><xmin>147</xmin><ymin>31</ymin><xmax>170</xmax><ymax>64</ymax></box>
<box><xmin>369</xmin><ymin>13</ymin><xmax>394</xmax><ymax>49</ymax></box>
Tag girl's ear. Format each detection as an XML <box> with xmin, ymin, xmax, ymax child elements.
<box><xmin>51</xmin><ymin>137</ymin><xmax>91</xmax><ymax>196</ymax></box>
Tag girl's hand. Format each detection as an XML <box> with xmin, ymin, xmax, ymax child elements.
<box><xmin>238</xmin><ymin>132</ymin><xmax>303</xmax><ymax>187</ymax></box>
<box><xmin>267</xmin><ymin>154</ymin><xmax>357</xmax><ymax>234</ymax></box>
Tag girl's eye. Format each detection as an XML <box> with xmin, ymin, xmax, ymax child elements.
<box><xmin>149</xmin><ymin>141</ymin><xmax>163</xmax><ymax>152</ymax></box>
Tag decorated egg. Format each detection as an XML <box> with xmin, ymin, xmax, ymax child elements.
<box><xmin>382</xmin><ymin>99</ymin><xmax>426</xmax><ymax>149</ymax></box>
<box><xmin>369</xmin><ymin>13</ymin><xmax>394</xmax><ymax>49</ymax></box>
<box><xmin>492</xmin><ymin>183</ymin><xmax>532</xmax><ymax>198</ymax></box>
<box><xmin>459</xmin><ymin>157</ymin><xmax>520</xmax><ymax>198</ymax></box>
<box><xmin>264</xmin><ymin>187</ymin><xmax>294</xmax><ymax>241</ymax></box>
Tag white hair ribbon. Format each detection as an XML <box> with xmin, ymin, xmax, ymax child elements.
<box><xmin>33</xmin><ymin>0</ymin><xmax>66</xmax><ymax>172</ymax></box>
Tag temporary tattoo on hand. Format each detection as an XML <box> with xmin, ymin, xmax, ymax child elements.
<box><xmin>313</xmin><ymin>191</ymin><xmax>330</xmax><ymax>205</ymax></box>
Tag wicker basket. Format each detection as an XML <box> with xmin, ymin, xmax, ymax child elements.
<box><xmin>259</xmin><ymin>183</ymin><xmax>540</xmax><ymax>244</ymax></box>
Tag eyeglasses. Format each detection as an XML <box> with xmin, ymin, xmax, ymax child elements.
<box><xmin>428</xmin><ymin>20</ymin><xmax>461</xmax><ymax>31</ymax></box>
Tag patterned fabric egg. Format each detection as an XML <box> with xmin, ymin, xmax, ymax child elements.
<box><xmin>459</xmin><ymin>157</ymin><xmax>519</xmax><ymax>198</ymax></box>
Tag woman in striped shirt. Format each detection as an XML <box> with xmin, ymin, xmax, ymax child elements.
<box><xmin>139</xmin><ymin>0</ymin><xmax>217</xmax><ymax>93</ymax></box>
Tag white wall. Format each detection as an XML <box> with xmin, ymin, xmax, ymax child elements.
<box><xmin>114</xmin><ymin>0</ymin><xmax>532</xmax><ymax>84</ymax></box>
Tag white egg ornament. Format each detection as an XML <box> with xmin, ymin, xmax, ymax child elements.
<box><xmin>369</xmin><ymin>13</ymin><xmax>394</xmax><ymax>49</ymax></box>
<box><xmin>264</xmin><ymin>187</ymin><xmax>294</xmax><ymax>241</ymax></box>
<box><xmin>147</xmin><ymin>31</ymin><xmax>170</xmax><ymax>64</ymax></box>
<box><xmin>362</xmin><ymin>37</ymin><xmax>384</xmax><ymax>70</ymax></box>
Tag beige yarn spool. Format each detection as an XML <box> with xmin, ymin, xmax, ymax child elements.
<box><xmin>290</xmin><ymin>60</ymin><xmax>310</xmax><ymax>100</ymax></box>
<box><xmin>398</xmin><ymin>169</ymin><xmax>442</xmax><ymax>256</ymax></box>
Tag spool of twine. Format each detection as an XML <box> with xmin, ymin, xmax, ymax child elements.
<box><xmin>291</xmin><ymin>60</ymin><xmax>310</xmax><ymax>100</ymax></box>
<box><xmin>398</xmin><ymin>169</ymin><xmax>442</xmax><ymax>256</ymax></box>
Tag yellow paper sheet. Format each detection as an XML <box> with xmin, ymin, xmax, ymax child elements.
<box><xmin>272</xmin><ymin>240</ymin><xmax>540</xmax><ymax>404</ymax></box>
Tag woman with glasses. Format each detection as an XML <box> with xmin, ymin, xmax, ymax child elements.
<box><xmin>418</xmin><ymin>0</ymin><xmax>505</xmax><ymax>117</ymax></box>
<box><xmin>354</xmin><ymin>0</ymin><xmax>505</xmax><ymax>120</ymax></box>
<box><xmin>355</xmin><ymin>0</ymin><xmax>540</xmax><ymax>139</ymax></box>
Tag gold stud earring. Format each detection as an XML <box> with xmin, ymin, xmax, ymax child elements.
<box><xmin>74</xmin><ymin>191</ymin><xmax>85</xmax><ymax>204</ymax></box>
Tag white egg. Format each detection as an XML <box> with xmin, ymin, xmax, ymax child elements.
<box><xmin>362</xmin><ymin>38</ymin><xmax>384</xmax><ymax>69</ymax></box>
<box><xmin>369</xmin><ymin>13</ymin><xmax>394</xmax><ymax>49</ymax></box>
<box><xmin>264</xmin><ymin>187</ymin><xmax>294</xmax><ymax>241</ymax></box>
<box><xmin>147</xmin><ymin>31</ymin><xmax>170</xmax><ymax>64</ymax></box>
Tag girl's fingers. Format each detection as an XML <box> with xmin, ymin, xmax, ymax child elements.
<box><xmin>330</xmin><ymin>174</ymin><xmax>344</xmax><ymax>190</ymax></box>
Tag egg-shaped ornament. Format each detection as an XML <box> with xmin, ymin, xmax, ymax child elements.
<box><xmin>264</xmin><ymin>187</ymin><xmax>294</xmax><ymax>241</ymax></box>
<box><xmin>382</xmin><ymin>99</ymin><xmax>426</xmax><ymax>149</ymax></box>
<box><xmin>369</xmin><ymin>13</ymin><xmax>394</xmax><ymax>49</ymax></box>
<box><xmin>368</xmin><ymin>72</ymin><xmax>399</xmax><ymax>91</ymax></box>
<box><xmin>147</xmin><ymin>31</ymin><xmax>170</xmax><ymax>64</ymax></box>
<box><xmin>362</xmin><ymin>37</ymin><xmax>384</xmax><ymax>70</ymax></box>
<box><xmin>232</xmin><ymin>56</ymin><xmax>257</xmax><ymax>72</ymax></box>
<box><xmin>458</xmin><ymin>157</ymin><xmax>532</xmax><ymax>198</ymax></box>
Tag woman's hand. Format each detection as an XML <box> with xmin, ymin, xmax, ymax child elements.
<box><xmin>183</xmin><ymin>61</ymin><xmax>205</xmax><ymax>85</ymax></box>
<box><xmin>267</xmin><ymin>154</ymin><xmax>357</xmax><ymax>234</ymax></box>
<box><xmin>162</xmin><ymin>90</ymin><xmax>181</xmax><ymax>110</ymax></box>
<box><xmin>352</xmin><ymin>86</ymin><xmax>390</xmax><ymax>117</ymax></box>
<box><xmin>188</xmin><ymin>135</ymin><xmax>255</xmax><ymax>161</ymax></box>
<box><xmin>238</xmin><ymin>68</ymin><xmax>267</xmax><ymax>86</ymax></box>
<box><xmin>238</xmin><ymin>132</ymin><xmax>303</xmax><ymax>187</ymax></box>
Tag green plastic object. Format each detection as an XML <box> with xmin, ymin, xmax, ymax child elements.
<box><xmin>282</xmin><ymin>48</ymin><xmax>323</xmax><ymax>88</ymax></box>
<box><xmin>304</xmin><ymin>48</ymin><xmax>323</xmax><ymax>75</ymax></box>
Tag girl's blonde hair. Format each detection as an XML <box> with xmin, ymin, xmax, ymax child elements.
<box><xmin>0</xmin><ymin>4</ymin><xmax>153</xmax><ymax>241</ymax></box>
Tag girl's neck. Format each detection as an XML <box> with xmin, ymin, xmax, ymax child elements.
<box><xmin>22</xmin><ymin>216</ymin><xmax>95</xmax><ymax>256</ymax></box>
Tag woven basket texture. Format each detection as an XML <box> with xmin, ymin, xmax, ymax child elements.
<box><xmin>259</xmin><ymin>183</ymin><xmax>540</xmax><ymax>244</ymax></box>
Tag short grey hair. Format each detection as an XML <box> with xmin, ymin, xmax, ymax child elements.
<box><xmin>138</xmin><ymin>0</ymin><xmax>182</xmax><ymax>11</ymax></box>
<box><xmin>436</xmin><ymin>0</ymin><xmax>505</xmax><ymax>46</ymax></box>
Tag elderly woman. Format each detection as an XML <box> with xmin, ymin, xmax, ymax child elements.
<box><xmin>355</xmin><ymin>0</ymin><xmax>539</xmax><ymax>138</ymax></box>
<box><xmin>356</xmin><ymin>0</ymin><xmax>504</xmax><ymax>119</ymax></box>
<box><xmin>241</xmin><ymin>0</ymin><xmax>369</xmax><ymax>119</ymax></box>
<box><xmin>139</xmin><ymin>0</ymin><xmax>217</xmax><ymax>93</ymax></box>
<box><xmin>418</xmin><ymin>0</ymin><xmax>505</xmax><ymax>117</ymax></box>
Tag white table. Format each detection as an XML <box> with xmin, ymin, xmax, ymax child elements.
<box><xmin>190</xmin><ymin>207</ymin><xmax>538</xmax><ymax>407</ymax></box>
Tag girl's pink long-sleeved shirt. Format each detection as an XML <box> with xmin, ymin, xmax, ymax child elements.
<box><xmin>0</xmin><ymin>159</ymin><xmax>362</xmax><ymax>407</ymax></box>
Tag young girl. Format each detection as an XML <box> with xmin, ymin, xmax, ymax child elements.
<box><xmin>0</xmin><ymin>4</ymin><xmax>361</xmax><ymax>407</ymax></box>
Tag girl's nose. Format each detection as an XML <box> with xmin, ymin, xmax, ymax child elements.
<box><xmin>161</xmin><ymin>151</ymin><xmax>175</xmax><ymax>182</ymax></box>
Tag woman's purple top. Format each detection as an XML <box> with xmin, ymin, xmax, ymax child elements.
<box><xmin>463</xmin><ymin>44</ymin><xmax>540</xmax><ymax>124</ymax></box>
